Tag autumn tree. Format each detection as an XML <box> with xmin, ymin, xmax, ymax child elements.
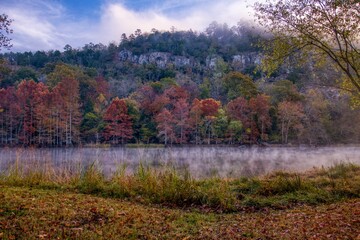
<box><xmin>0</xmin><ymin>89</ymin><xmax>5</xmax><ymax>142</ymax></box>
<box><xmin>123</xmin><ymin>98</ymin><xmax>141</xmax><ymax>143</ymax></box>
<box><xmin>103</xmin><ymin>98</ymin><xmax>133</xmax><ymax>144</ymax></box>
<box><xmin>199</xmin><ymin>98</ymin><xmax>221</xmax><ymax>117</ymax></box>
<box><xmin>47</xmin><ymin>86</ymin><xmax>65</xmax><ymax>146</ymax></box>
<box><xmin>32</xmin><ymin>84</ymin><xmax>50</xmax><ymax>146</ymax></box>
<box><xmin>189</xmin><ymin>99</ymin><xmax>203</xmax><ymax>144</ymax></box>
<box><xmin>0</xmin><ymin>14</ymin><xmax>13</xmax><ymax>51</ymax></box>
<box><xmin>151</xmin><ymin>94</ymin><xmax>170</xmax><ymax>115</ymax></box>
<box><xmin>173</xmin><ymin>98</ymin><xmax>191</xmax><ymax>144</ymax></box>
<box><xmin>132</xmin><ymin>83</ymin><xmax>168</xmax><ymax>144</ymax></box>
<box><xmin>254</xmin><ymin>0</ymin><xmax>360</xmax><ymax>103</ymax></box>
<box><xmin>0</xmin><ymin>87</ymin><xmax>20</xmax><ymax>145</ymax></box>
<box><xmin>302</xmin><ymin>89</ymin><xmax>331</xmax><ymax>144</ymax></box>
<box><xmin>164</xmin><ymin>86</ymin><xmax>189</xmax><ymax>104</ymax></box>
<box><xmin>133</xmin><ymin>85</ymin><xmax>158</xmax><ymax>115</ymax></box>
<box><xmin>55</xmin><ymin>77</ymin><xmax>81</xmax><ymax>146</ymax></box>
<box><xmin>200</xmin><ymin>98</ymin><xmax>221</xmax><ymax>144</ymax></box>
<box><xmin>278</xmin><ymin>101</ymin><xmax>305</xmax><ymax>144</ymax></box>
<box><xmin>249</xmin><ymin>94</ymin><xmax>271</xmax><ymax>141</ymax></box>
<box><xmin>155</xmin><ymin>108</ymin><xmax>176</xmax><ymax>145</ymax></box>
<box><xmin>226</xmin><ymin>95</ymin><xmax>271</xmax><ymax>143</ymax></box>
<box><xmin>189</xmin><ymin>98</ymin><xmax>221</xmax><ymax>144</ymax></box>
<box><xmin>226</xmin><ymin>97</ymin><xmax>252</xmax><ymax>142</ymax></box>
<box><xmin>15</xmin><ymin>80</ymin><xmax>48</xmax><ymax>145</ymax></box>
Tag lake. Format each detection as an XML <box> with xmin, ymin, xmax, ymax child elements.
<box><xmin>1</xmin><ymin>146</ymin><xmax>360</xmax><ymax>178</ymax></box>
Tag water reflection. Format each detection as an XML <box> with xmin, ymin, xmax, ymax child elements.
<box><xmin>0</xmin><ymin>146</ymin><xmax>359</xmax><ymax>178</ymax></box>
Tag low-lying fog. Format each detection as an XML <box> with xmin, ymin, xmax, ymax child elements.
<box><xmin>1</xmin><ymin>146</ymin><xmax>360</xmax><ymax>178</ymax></box>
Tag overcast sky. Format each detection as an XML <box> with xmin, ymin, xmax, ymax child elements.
<box><xmin>2</xmin><ymin>0</ymin><xmax>258</xmax><ymax>52</ymax></box>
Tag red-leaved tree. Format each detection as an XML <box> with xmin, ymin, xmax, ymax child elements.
<box><xmin>249</xmin><ymin>94</ymin><xmax>271</xmax><ymax>141</ymax></box>
<box><xmin>55</xmin><ymin>77</ymin><xmax>81</xmax><ymax>146</ymax></box>
<box><xmin>155</xmin><ymin>108</ymin><xmax>176</xmax><ymax>145</ymax></box>
<box><xmin>103</xmin><ymin>97</ymin><xmax>133</xmax><ymax>144</ymax></box>
<box><xmin>0</xmin><ymin>87</ymin><xmax>20</xmax><ymax>145</ymax></box>
<box><xmin>17</xmin><ymin>80</ymin><xmax>49</xmax><ymax>145</ymax></box>
<box><xmin>173</xmin><ymin>98</ymin><xmax>191</xmax><ymax>144</ymax></box>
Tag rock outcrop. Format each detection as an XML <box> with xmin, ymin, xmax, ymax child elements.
<box><xmin>118</xmin><ymin>50</ymin><xmax>263</xmax><ymax>72</ymax></box>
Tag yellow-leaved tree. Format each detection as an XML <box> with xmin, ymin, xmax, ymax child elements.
<box><xmin>254</xmin><ymin>0</ymin><xmax>360</xmax><ymax>105</ymax></box>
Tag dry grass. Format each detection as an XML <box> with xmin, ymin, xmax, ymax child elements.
<box><xmin>1</xmin><ymin>162</ymin><xmax>360</xmax><ymax>211</ymax></box>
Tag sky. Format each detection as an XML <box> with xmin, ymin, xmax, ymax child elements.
<box><xmin>2</xmin><ymin>0</ymin><xmax>258</xmax><ymax>52</ymax></box>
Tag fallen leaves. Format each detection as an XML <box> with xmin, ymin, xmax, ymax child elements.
<box><xmin>0</xmin><ymin>186</ymin><xmax>359</xmax><ymax>239</ymax></box>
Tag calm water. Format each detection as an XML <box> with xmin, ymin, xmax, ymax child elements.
<box><xmin>0</xmin><ymin>146</ymin><xmax>360</xmax><ymax>178</ymax></box>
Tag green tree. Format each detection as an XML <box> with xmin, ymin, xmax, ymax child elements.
<box><xmin>211</xmin><ymin>57</ymin><xmax>229</xmax><ymax>99</ymax></box>
<box><xmin>227</xmin><ymin>120</ymin><xmax>243</xmax><ymax>144</ymax></box>
<box><xmin>13</xmin><ymin>67</ymin><xmax>38</xmax><ymax>83</ymax></box>
<box><xmin>223</xmin><ymin>72</ymin><xmax>258</xmax><ymax>100</ymax></box>
<box><xmin>213</xmin><ymin>109</ymin><xmax>228</xmax><ymax>143</ymax></box>
<box><xmin>31</xmin><ymin>51</ymin><xmax>49</xmax><ymax>68</ymax></box>
<box><xmin>46</xmin><ymin>63</ymin><xmax>81</xmax><ymax>88</ymax></box>
<box><xmin>267</xmin><ymin>80</ymin><xmax>303</xmax><ymax>105</ymax></box>
<box><xmin>199</xmin><ymin>78</ymin><xmax>211</xmax><ymax>99</ymax></box>
<box><xmin>124</xmin><ymin>98</ymin><xmax>141</xmax><ymax>143</ymax></box>
<box><xmin>81</xmin><ymin>112</ymin><xmax>103</xmax><ymax>143</ymax></box>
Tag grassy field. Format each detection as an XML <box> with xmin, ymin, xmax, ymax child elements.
<box><xmin>1</xmin><ymin>162</ymin><xmax>360</xmax><ymax>239</ymax></box>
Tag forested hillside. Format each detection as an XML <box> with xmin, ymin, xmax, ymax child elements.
<box><xmin>1</xmin><ymin>22</ymin><xmax>360</xmax><ymax>146</ymax></box>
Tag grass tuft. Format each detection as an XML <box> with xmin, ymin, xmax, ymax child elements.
<box><xmin>77</xmin><ymin>162</ymin><xmax>105</xmax><ymax>194</ymax></box>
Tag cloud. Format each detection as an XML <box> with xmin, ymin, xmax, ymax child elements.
<box><xmin>3</xmin><ymin>0</ymin><xmax>258</xmax><ymax>52</ymax></box>
<box><xmin>2</xmin><ymin>0</ymin><xmax>97</xmax><ymax>52</ymax></box>
<box><xmin>98</xmin><ymin>0</ymin><xmax>256</xmax><ymax>43</ymax></box>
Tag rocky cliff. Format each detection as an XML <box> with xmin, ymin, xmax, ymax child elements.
<box><xmin>118</xmin><ymin>50</ymin><xmax>262</xmax><ymax>72</ymax></box>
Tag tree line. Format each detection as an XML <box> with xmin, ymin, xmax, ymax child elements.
<box><xmin>1</xmin><ymin>63</ymin><xmax>359</xmax><ymax>146</ymax></box>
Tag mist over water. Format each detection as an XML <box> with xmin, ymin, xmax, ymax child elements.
<box><xmin>0</xmin><ymin>146</ymin><xmax>360</xmax><ymax>178</ymax></box>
